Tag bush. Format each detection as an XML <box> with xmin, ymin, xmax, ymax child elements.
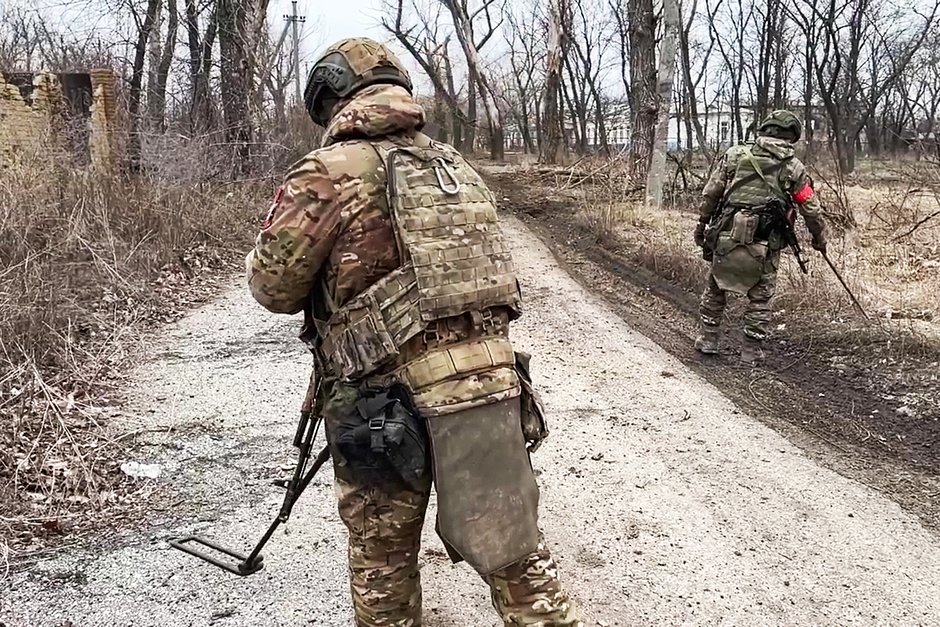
<box><xmin>0</xmin><ymin>142</ymin><xmax>266</xmax><ymax>550</ymax></box>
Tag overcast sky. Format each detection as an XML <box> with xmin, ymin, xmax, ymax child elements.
<box><xmin>7</xmin><ymin>0</ymin><xmax>429</xmax><ymax>91</ymax></box>
<box><xmin>268</xmin><ymin>0</ymin><xmax>430</xmax><ymax>92</ymax></box>
<box><xmin>270</xmin><ymin>0</ymin><xmax>390</xmax><ymax>61</ymax></box>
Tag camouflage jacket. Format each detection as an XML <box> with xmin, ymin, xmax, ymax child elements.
<box><xmin>699</xmin><ymin>136</ymin><xmax>826</xmax><ymax>242</ymax></box>
<box><xmin>246</xmin><ymin>84</ymin><xmax>425</xmax><ymax>316</ymax></box>
<box><xmin>245</xmin><ymin>85</ymin><xmax>513</xmax><ymax>355</ymax></box>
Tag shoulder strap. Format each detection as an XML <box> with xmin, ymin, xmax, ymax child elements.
<box><xmin>723</xmin><ymin>151</ymin><xmax>793</xmax><ymax>203</ymax></box>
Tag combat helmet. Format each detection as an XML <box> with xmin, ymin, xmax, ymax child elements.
<box><xmin>303</xmin><ymin>38</ymin><xmax>413</xmax><ymax>127</ymax></box>
<box><xmin>757</xmin><ymin>109</ymin><xmax>803</xmax><ymax>142</ymax></box>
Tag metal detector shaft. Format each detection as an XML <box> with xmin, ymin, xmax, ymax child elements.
<box><xmin>241</xmin><ymin>444</ymin><xmax>332</xmax><ymax>567</ymax></box>
<box><xmin>822</xmin><ymin>251</ymin><xmax>870</xmax><ymax>320</ymax></box>
<box><xmin>170</xmin><ymin>445</ymin><xmax>330</xmax><ymax>576</ymax></box>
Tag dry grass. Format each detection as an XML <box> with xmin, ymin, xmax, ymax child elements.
<box><xmin>0</xmin><ymin>140</ymin><xmax>267</xmax><ymax>556</ymax></box>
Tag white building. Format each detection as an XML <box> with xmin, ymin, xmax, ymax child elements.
<box><xmin>505</xmin><ymin>107</ymin><xmax>758</xmax><ymax>153</ymax></box>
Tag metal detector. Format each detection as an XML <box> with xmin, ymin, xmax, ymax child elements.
<box><xmin>170</xmin><ymin>406</ymin><xmax>330</xmax><ymax>576</ymax></box>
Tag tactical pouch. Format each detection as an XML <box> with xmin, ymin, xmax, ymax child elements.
<box><xmin>514</xmin><ymin>351</ymin><xmax>549</xmax><ymax>453</ymax></box>
<box><xmin>730</xmin><ymin>211</ymin><xmax>759</xmax><ymax>244</ymax></box>
<box><xmin>332</xmin><ymin>385</ymin><xmax>430</xmax><ymax>489</ymax></box>
<box><xmin>712</xmin><ymin>233</ymin><xmax>768</xmax><ymax>295</ymax></box>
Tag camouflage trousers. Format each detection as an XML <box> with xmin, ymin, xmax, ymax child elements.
<box><xmin>332</xmin><ymin>472</ymin><xmax>580</xmax><ymax>627</ymax></box>
<box><xmin>321</xmin><ymin>378</ymin><xmax>579</xmax><ymax>627</ymax></box>
<box><xmin>700</xmin><ymin>250</ymin><xmax>779</xmax><ymax>341</ymax></box>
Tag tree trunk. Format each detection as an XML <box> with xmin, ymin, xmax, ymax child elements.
<box><xmin>441</xmin><ymin>50</ymin><xmax>465</xmax><ymax>150</ymax></box>
<box><xmin>129</xmin><ymin>0</ymin><xmax>161</xmax><ymax>167</ymax></box>
<box><xmin>217</xmin><ymin>0</ymin><xmax>253</xmax><ymax>175</ymax></box>
<box><xmin>646</xmin><ymin>0</ymin><xmax>679</xmax><ymax>211</ymax></box>
<box><xmin>540</xmin><ymin>0</ymin><xmax>569</xmax><ymax>164</ymax></box>
<box><xmin>443</xmin><ymin>0</ymin><xmax>504</xmax><ymax>160</ymax></box>
<box><xmin>186</xmin><ymin>0</ymin><xmax>216</xmax><ymax>134</ymax></box>
<box><xmin>677</xmin><ymin>0</ymin><xmax>709</xmax><ymax>154</ymax></box>
<box><xmin>628</xmin><ymin>0</ymin><xmax>657</xmax><ymax>185</ymax></box>
<box><xmin>467</xmin><ymin>82</ymin><xmax>477</xmax><ymax>152</ymax></box>
<box><xmin>151</xmin><ymin>0</ymin><xmax>178</xmax><ymax>132</ymax></box>
<box><xmin>147</xmin><ymin>0</ymin><xmax>164</xmax><ymax>128</ymax></box>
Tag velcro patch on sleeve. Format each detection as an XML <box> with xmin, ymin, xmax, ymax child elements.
<box><xmin>792</xmin><ymin>183</ymin><xmax>815</xmax><ymax>205</ymax></box>
<box><xmin>262</xmin><ymin>185</ymin><xmax>285</xmax><ymax>229</ymax></box>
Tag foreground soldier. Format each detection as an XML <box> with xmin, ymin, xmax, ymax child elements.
<box><xmin>246</xmin><ymin>38</ymin><xmax>580</xmax><ymax>626</ymax></box>
<box><xmin>693</xmin><ymin>110</ymin><xmax>827</xmax><ymax>364</ymax></box>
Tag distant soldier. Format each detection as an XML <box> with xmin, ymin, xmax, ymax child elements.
<box><xmin>693</xmin><ymin>110</ymin><xmax>827</xmax><ymax>364</ymax></box>
<box><xmin>246</xmin><ymin>38</ymin><xmax>580</xmax><ymax>626</ymax></box>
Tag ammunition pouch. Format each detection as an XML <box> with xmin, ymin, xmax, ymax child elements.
<box><xmin>332</xmin><ymin>385</ymin><xmax>429</xmax><ymax>489</ymax></box>
<box><xmin>730</xmin><ymin>211</ymin><xmax>760</xmax><ymax>245</ymax></box>
<box><xmin>716</xmin><ymin>200</ymin><xmax>789</xmax><ymax>250</ymax></box>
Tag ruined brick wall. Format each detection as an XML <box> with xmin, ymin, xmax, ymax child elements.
<box><xmin>0</xmin><ymin>72</ymin><xmax>62</xmax><ymax>166</ymax></box>
<box><xmin>88</xmin><ymin>70</ymin><xmax>121</xmax><ymax>170</ymax></box>
<box><xmin>0</xmin><ymin>70</ymin><xmax>121</xmax><ymax>170</ymax></box>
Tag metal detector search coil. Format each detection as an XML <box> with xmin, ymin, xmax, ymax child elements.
<box><xmin>169</xmin><ymin>396</ymin><xmax>330</xmax><ymax>577</ymax></box>
<box><xmin>169</xmin><ymin>535</ymin><xmax>265</xmax><ymax>576</ymax></box>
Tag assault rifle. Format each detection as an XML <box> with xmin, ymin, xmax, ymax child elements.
<box><xmin>766</xmin><ymin>198</ymin><xmax>808</xmax><ymax>274</ymax></box>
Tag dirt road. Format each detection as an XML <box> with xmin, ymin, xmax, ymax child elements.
<box><xmin>3</xmin><ymin>217</ymin><xmax>939</xmax><ymax>627</ymax></box>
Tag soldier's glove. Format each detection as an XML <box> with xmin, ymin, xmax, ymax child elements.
<box><xmin>694</xmin><ymin>219</ymin><xmax>708</xmax><ymax>248</ymax></box>
<box><xmin>811</xmin><ymin>235</ymin><xmax>827</xmax><ymax>253</ymax></box>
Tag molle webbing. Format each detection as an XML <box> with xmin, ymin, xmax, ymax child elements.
<box><xmin>723</xmin><ymin>150</ymin><xmax>792</xmax><ymax>208</ymax></box>
<box><xmin>318</xmin><ymin>266</ymin><xmax>424</xmax><ymax>380</ymax></box>
<box><xmin>319</xmin><ymin>136</ymin><xmax>522</xmax><ymax>381</ymax></box>
<box><xmin>378</xmin><ymin>139</ymin><xmax>522</xmax><ymax>321</ymax></box>
<box><xmin>369</xmin><ymin>335</ymin><xmax>516</xmax><ymax>392</ymax></box>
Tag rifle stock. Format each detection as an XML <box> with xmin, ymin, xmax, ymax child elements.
<box><xmin>769</xmin><ymin>199</ymin><xmax>808</xmax><ymax>274</ymax></box>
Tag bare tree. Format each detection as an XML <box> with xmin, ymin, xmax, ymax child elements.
<box><xmin>541</xmin><ymin>0</ymin><xmax>571</xmax><ymax>163</ymax></box>
<box><xmin>217</xmin><ymin>0</ymin><xmax>256</xmax><ymax>174</ymax></box>
<box><xmin>625</xmin><ymin>0</ymin><xmax>657</xmax><ymax>184</ymax></box>
<box><xmin>677</xmin><ymin>0</ymin><xmax>714</xmax><ymax>154</ymax></box>
<box><xmin>707</xmin><ymin>0</ymin><xmax>757</xmax><ymax>143</ymax></box>
<box><xmin>147</xmin><ymin>0</ymin><xmax>180</xmax><ymax>132</ymax></box>
<box><xmin>442</xmin><ymin>0</ymin><xmax>506</xmax><ymax>159</ymax></box>
<box><xmin>646</xmin><ymin>0</ymin><xmax>679</xmax><ymax>210</ymax></box>
<box><xmin>503</xmin><ymin>2</ymin><xmax>546</xmax><ymax>154</ymax></box>
<box><xmin>790</xmin><ymin>0</ymin><xmax>939</xmax><ymax>174</ymax></box>
<box><xmin>382</xmin><ymin>0</ymin><xmax>474</xmax><ymax>149</ymax></box>
<box><xmin>185</xmin><ymin>0</ymin><xmax>217</xmax><ymax>133</ymax></box>
<box><xmin>567</xmin><ymin>0</ymin><xmax>613</xmax><ymax>156</ymax></box>
<box><xmin>128</xmin><ymin>0</ymin><xmax>162</xmax><ymax>166</ymax></box>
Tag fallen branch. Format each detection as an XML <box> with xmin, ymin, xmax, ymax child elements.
<box><xmin>893</xmin><ymin>208</ymin><xmax>940</xmax><ymax>241</ymax></box>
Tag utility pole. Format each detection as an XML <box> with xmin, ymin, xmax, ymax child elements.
<box><xmin>284</xmin><ymin>1</ymin><xmax>306</xmax><ymax>105</ymax></box>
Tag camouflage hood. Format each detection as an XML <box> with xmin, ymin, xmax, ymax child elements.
<box><xmin>753</xmin><ymin>135</ymin><xmax>795</xmax><ymax>161</ymax></box>
<box><xmin>324</xmin><ymin>84</ymin><xmax>425</xmax><ymax>145</ymax></box>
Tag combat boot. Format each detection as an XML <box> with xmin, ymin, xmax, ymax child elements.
<box><xmin>740</xmin><ymin>336</ymin><xmax>764</xmax><ymax>365</ymax></box>
<box><xmin>694</xmin><ymin>326</ymin><xmax>720</xmax><ymax>355</ymax></box>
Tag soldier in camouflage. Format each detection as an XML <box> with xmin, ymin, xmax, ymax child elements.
<box><xmin>693</xmin><ymin>110</ymin><xmax>827</xmax><ymax>364</ymax></box>
<box><xmin>246</xmin><ymin>38</ymin><xmax>580</xmax><ymax>626</ymax></box>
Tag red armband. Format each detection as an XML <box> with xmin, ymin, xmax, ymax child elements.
<box><xmin>792</xmin><ymin>183</ymin><xmax>815</xmax><ymax>205</ymax></box>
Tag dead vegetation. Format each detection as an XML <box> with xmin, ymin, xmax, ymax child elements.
<box><xmin>0</xmin><ymin>140</ymin><xmax>266</xmax><ymax>561</ymax></box>
<box><xmin>494</xmin><ymin>155</ymin><xmax>940</xmax><ymax>377</ymax></box>
<box><xmin>490</xmin><ymin>157</ymin><xmax>940</xmax><ymax>490</ymax></box>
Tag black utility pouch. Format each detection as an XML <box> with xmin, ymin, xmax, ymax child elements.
<box><xmin>514</xmin><ymin>352</ymin><xmax>550</xmax><ymax>453</ymax></box>
<box><xmin>334</xmin><ymin>385</ymin><xmax>430</xmax><ymax>488</ymax></box>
